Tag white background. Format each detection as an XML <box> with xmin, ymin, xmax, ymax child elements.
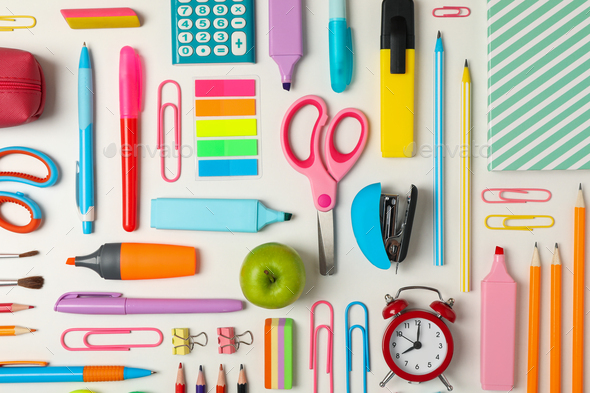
<box><xmin>0</xmin><ymin>1</ymin><xmax>588</xmax><ymax>392</ymax></box>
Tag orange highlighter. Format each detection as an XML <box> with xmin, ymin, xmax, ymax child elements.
<box><xmin>66</xmin><ymin>243</ymin><xmax>196</xmax><ymax>280</ymax></box>
<box><xmin>380</xmin><ymin>0</ymin><xmax>415</xmax><ymax>157</ymax></box>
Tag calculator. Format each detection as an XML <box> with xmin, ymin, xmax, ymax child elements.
<box><xmin>170</xmin><ymin>0</ymin><xmax>256</xmax><ymax>65</ymax></box>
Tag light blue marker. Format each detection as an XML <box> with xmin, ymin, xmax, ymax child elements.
<box><xmin>329</xmin><ymin>0</ymin><xmax>353</xmax><ymax>93</ymax></box>
<box><xmin>78</xmin><ymin>43</ymin><xmax>95</xmax><ymax>234</ymax></box>
<box><xmin>434</xmin><ymin>31</ymin><xmax>444</xmax><ymax>266</ymax></box>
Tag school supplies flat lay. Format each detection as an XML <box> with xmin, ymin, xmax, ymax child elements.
<box><xmin>6</xmin><ymin>2</ymin><xmax>588</xmax><ymax>392</ymax></box>
<box><xmin>487</xmin><ymin>0</ymin><xmax>590</xmax><ymax>171</ymax></box>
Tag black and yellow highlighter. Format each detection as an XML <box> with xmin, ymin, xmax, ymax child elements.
<box><xmin>381</xmin><ymin>0</ymin><xmax>415</xmax><ymax>158</ymax></box>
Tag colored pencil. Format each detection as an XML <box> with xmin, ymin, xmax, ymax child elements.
<box><xmin>216</xmin><ymin>364</ymin><xmax>226</xmax><ymax>393</ymax></box>
<box><xmin>237</xmin><ymin>364</ymin><xmax>247</xmax><ymax>393</ymax></box>
<box><xmin>0</xmin><ymin>303</ymin><xmax>34</xmax><ymax>313</ymax></box>
<box><xmin>551</xmin><ymin>243</ymin><xmax>561</xmax><ymax>393</ymax></box>
<box><xmin>527</xmin><ymin>243</ymin><xmax>541</xmax><ymax>393</ymax></box>
<box><xmin>460</xmin><ymin>59</ymin><xmax>472</xmax><ymax>292</ymax></box>
<box><xmin>196</xmin><ymin>365</ymin><xmax>206</xmax><ymax>393</ymax></box>
<box><xmin>573</xmin><ymin>184</ymin><xmax>586</xmax><ymax>393</ymax></box>
<box><xmin>0</xmin><ymin>326</ymin><xmax>37</xmax><ymax>336</ymax></box>
<box><xmin>433</xmin><ymin>31</ymin><xmax>444</xmax><ymax>267</ymax></box>
<box><xmin>175</xmin><ymin>363</ymin><xmax>185</xmax><ymax>393</ymax></box>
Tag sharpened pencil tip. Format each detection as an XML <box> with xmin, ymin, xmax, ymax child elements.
<box><xmin>580</xmin><ymin>183</ymin><xmax>582</xmax><ymax>190</ymax></box>
<box><xmin>179</xmin><ymin>363</ymin><xmax>182</xmax><ymax>369</ymax></box>
<box><xmin>219</xmin><ymin>364</ymin><xmax>223</xmax><ymax>371</ymax></box>
<box><xmin>555</xmin><ymin>243</ymin><xmax>559</xmax><ymax>249</ymax></box>
<box><xmin>465</xmin><ymin>59</ymin><xmax>468</xmax><ymax>67</ymax></box>
<box><xmin>240</xmin><ymin>364</ymin><xmax>243</xmax><ymax>370</ymax></box>
<box><xmin>534</xmin><ymin>242</ymin><xmax>538</xmax><ymax>248</ymax></box>
<box><xmin>437</xmin><ymin>30</ymin><xmax>441</xmax><ymax>38</ymax></box>
<box><xmin>199</xmin><ymin>365</ymin><xmax>203</xmax><ymax>371</ymax></box>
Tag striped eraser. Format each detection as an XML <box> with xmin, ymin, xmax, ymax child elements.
<box><xmin>265</xmin><ymin>318</ymin><xmax>293</xmax><ymax>389</ymax></box>
<box><xmin>60</xmin><ymin>8</ymin><xmax>140</xmax><ymax>29</ymax></box>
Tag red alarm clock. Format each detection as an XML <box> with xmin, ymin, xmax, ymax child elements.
<box><xmin>379</xmin><ymin>286</ymin><xmax>456</xmax><ymax>391</ymax></box>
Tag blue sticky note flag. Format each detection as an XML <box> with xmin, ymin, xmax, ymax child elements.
<box><xmin>199</xmin><ymin>159</ymin><xmax>258</xmax><ymax>177</ymax></box>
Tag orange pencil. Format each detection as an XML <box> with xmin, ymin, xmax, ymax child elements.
<box><xmin>527</xmin><ymin>243</ymin><xmax>541</xmax><ymax>393</ymax></box>
<box><xmin>573</xmin><ymin>184</ymin><xmax>586</xmax><ymax>393</ymax></box>
<box><xmin>175</xmin><ymin>362</ymin><xmax>185</xmax><ymax>393</ymax></box>
<box><xmin>0</xmin><ymin>326</ymin><xmax>36</xmax><ymax>336</ymax></box>
<box><xmin>216</xmin><ymin>364</ymin><xmax>226</xmax><ymax>393</ymax></box>
<box><xmin>551</xmin><ymin>243</ymin><xmax>561</xmax><ymax>393</ymax></box>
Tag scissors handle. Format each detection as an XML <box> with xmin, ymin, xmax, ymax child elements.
<box><xmin>281</xmin><ymin>96</ymin><xmax>337</xmax><ymax>211</ymax></box>
<box><xmin>0</xmin><ymin>192</ymin><xmax>42</xmax><ymax>234</ymax></box>
<box><xmin>0</xmin><ymin>147</ymin><xmax>58</xmax><ymax>187</ymax></box>
<box><xmin>324</xmin><ymin>108</ymin><xmax>368</xmax><ymax>182</ymax></box>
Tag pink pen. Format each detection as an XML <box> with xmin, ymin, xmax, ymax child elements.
<box><xmin>481</xmin><ymin>246</ymin><xmax>517</xmax><ymax>390</ymax></box>
<box><xmin>269</xmin><ymin>0</ymin><xmax>303</xmax><ymax>91</ymax></box>
<box><xmin>119</xmin><ymin>46</ymin><xmax>142</xmax><ymax>232</ymax></box>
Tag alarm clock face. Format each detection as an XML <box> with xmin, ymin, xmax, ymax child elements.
<box><xmin>382</xmin><ymin>310</ymin><xmax>454</xmax><ymax>383</ymax></box>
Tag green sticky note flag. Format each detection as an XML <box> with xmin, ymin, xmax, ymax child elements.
<box><xmin>197</xmin><ymin>139</ymin><xmax>258</xmax><ymax>157</ymax></box>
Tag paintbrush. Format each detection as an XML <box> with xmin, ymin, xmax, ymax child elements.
<box><xmin>0</xmin><ymin>276</ymin><xmax>44</xmax><ymax>289</ymax></box>
<box><xmin>0</xmin><ymin>251</ymin><xmax>39</xmax><ymax>259</ymax></box>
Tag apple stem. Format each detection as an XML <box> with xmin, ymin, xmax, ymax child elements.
<box><xmin>264</xmin><ymin>270</ymin><xmax>276</xmax><ymax>283</ymax></box>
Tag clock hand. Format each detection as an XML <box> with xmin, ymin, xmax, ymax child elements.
<box><xmin>417</xmin><ymin>323</ymin><xmax>421</xmax><ymax>342</ymax></box>
<box><xmin>400</xmin><ymin>334</ymin><xmax>414</xmax><ymax>344</ymax></box>
<box><xmin>402</xmin><ymin>346</ymin><xmax>415</xmax><ymax>354</ymax></box>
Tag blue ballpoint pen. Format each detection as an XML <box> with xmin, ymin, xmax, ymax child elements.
<box><xmin>329</xmin><ymin>0</ymin><xmax>353</xmax><ymax>93</ymax></box>
<box><xmin>78</xmin><ymin>43</ymin><xmax>95</xmax><ymax>234</ymax></box>
<box><xmin>433</xmin><ymin>31</ymin><xmax>444</xmax><ymax>266</ymax></box>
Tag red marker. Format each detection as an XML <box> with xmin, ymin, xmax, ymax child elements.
<box><xmin>119</xmin><ymin>46</ymin><xmax>142</xmax><ymax>232</ymax></box>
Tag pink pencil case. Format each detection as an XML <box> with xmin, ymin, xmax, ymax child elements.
<box><xmin>0</xmin><ymin>47</ymin><xmax>45</xmax><ymax>128</ymax></box>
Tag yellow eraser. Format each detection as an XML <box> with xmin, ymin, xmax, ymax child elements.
<box><xmin>60</xmin><ymin>8</ymin><xmax>140</xmax><ymax>29</ymax></box>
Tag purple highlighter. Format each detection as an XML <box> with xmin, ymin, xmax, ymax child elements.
<box><xmin>269</xmin><ymin>0</ymin><xmax>303</xmax><ymax>91</ymax></box>
<box><xmin>54</xmin><ymin>292</ymin><xmax>243</xmax><ymax>315</ymax></box>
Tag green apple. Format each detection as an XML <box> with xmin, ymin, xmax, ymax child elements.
<box><xmin>239</xmin><ymin>242</ymin><xmax>306</xmax><ymax>309</ymax></box>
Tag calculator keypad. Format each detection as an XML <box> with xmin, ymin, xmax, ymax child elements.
<box><xmin>171</xmin><ymin>0</ymin><xmax>255</xmax><ymax>65</ymax></box>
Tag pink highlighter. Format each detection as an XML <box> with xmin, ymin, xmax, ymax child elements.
<box><xmin>481</xmin><ymin>246</ymin><xmax>517</xmax><ymax>390</ymax></box>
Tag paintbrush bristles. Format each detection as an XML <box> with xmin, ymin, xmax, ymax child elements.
<box><xmin>19</xmin><ymin>251</ymin><xmax>39</xmax><ymax>258</ymax></box>
<box><xmin>17</xmin><ymin>276</ymin><xmax>44</xmax><ymax>289</ymax></box>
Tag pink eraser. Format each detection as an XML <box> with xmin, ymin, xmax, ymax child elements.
<box><xmin>194</xmin><ymin>80</ymin><xmax>256</xmax><ymax>98</ymax></box>
<box><xmin>60</xmin><ymin>8</ymin><xmax>140</xmax><ymax>29</ymax></box>
<box><xmin>481</xmin><ymin>247</ymin><xmax>517</xmax><ymax>390</ymax></box>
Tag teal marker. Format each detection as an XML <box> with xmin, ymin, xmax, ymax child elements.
<box><xmin>151</xmin><ymin>198</ymin><xmax>292</xmax><ymax>233</ymax></box>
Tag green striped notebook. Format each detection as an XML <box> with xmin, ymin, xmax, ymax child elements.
<box><xmin>487</xmin><ymin>0</ymin><xmax>590</xmax><ymax>171</ymax></box>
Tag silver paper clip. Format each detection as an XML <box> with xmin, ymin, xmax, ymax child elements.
<box><xmin>345</xmin><ymin>301</ymin><xmax>370</xmax><ymax>393</ymax></box>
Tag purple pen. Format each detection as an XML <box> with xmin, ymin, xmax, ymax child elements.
<box><xmin>54</xmin><ymin>292</ymin><xmax>243</xmax><ymax>315</ymax></box>
<box><xmin>269</xmin><ymin>0</ymin><xmax>303</xmax><ymax>91</ymax></box>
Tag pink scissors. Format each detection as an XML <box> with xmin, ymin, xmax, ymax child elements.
<box><xmin>280</xmin><ymin>95</ymin><xmax>368</xmax><ymax>275</ymax></box>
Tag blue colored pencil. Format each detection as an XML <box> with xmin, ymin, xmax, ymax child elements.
<box><xmin>78</xmin><ymin>43</ymin><xmax>95</xmax><ymax>234</ymax></box>
<box><xmin>434</xmin><ymin>31</ymin><xmax>444</xmax><ymax>267</ymax></box>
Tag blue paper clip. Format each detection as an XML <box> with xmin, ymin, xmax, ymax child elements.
<box><xmin>345</xmin><ymin>301</ymin><xmax>370</xmax><ymax>393</ymax></box>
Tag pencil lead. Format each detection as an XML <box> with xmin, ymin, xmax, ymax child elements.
<box><xmin>219</xmin><ymin>364</ymin><xmax>223</xmax><ymax>371</ymax></box>
<box><xmin>580</xmin><ymin>183</ymin><xmax>582</xmax><ymax>190</ymax></box>
<box><xmin>534</xmin><ymin>242</ymin><xmax>538</xmax><ymax>248</ymax></box>
<box><xmin>240</xmin><ymin>364</ymin><xmax>243</xmax><ymax>370</ymax></box>
<box><xmin>199</xmin><ymin>365</ymin><xmax>203</xmax><ymax>371</ymax></box>
<box><xmin>437</xmin><ymin>30</ymin><xmax>441</xmax><ymax>38</ymax></box>
<box><xmin>18</xmin><ymin>251</ymin><xmax>38</xmax><ymax>258</ymax></box>
<box><xmin>179</xmin><ymin>363</ymin><xmax>182</xmax><ymax>369</ymax></box>
<box><xmin>465</xmin><ymin>59</ymin><xmax>468</xmax><ymax>67</ymax></box>
<box><xmin>555</xmin><ymin>243</ymin><xmax>559</xmax><ymax>249</ymax></box>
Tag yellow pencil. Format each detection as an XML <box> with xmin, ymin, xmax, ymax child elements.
<box><xmin>0</xmin><ymin>326</ymin><xmax>37</xmax><ymax>336</ymax></box>
<box><xmin>527</xmin><ymin>243</ymin><xmax>541</xmax><ymax>393</ymax></box>
<box><xmin>550</xmin><ymin>243</ymin><xmax>561</xmax><ymax>393</ymax></box>
<box><xmin>460</xmin><ymin>59</ymin><xmax>472</xmax><ymax>292</ymax></box>
<box><xmin>573</xmin><ymin>185</ymin><xmax>585</xmax><ymax>393</ymax></box>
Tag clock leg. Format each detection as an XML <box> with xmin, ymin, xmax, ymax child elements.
<box><xmin>438</xmin><ymin>373</ymin><xmax>453</xmax><ymax>391</ymax></box>
<box><xmin>379</xmin><ymin>370</ymin><xmax>395</xmax><ymax>388</ymax></box>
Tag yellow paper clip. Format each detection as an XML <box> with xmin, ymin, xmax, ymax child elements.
<box><xmin>485</xmin><ymin>215</ymin><xmax>555</xmax><ymax>231</ymax></box>
<box><xmin>0</xmin><ymin>16</ymin><xmax>36</xmax><ymax>32</ymax></box>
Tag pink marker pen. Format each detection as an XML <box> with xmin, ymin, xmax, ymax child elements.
<box><xmin>269</xmin><ymin>0</ymin><xmax>302</xmax><ymax>91</ymax></box>
<box><xmin>481</xmin><ymin>246</ymin><xmax>517</xmax><ymax>390</ymax></box>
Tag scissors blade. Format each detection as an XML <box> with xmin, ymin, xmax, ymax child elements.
<box><xmin>317</xmin><ymin>210</ymin><xmax>335</xmax><ymax>276</ymax></box>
